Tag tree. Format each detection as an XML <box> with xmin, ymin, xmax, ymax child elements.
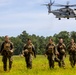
<box><xmin>70</xmin><ymin>31</ymin><xmax>76</xmax><ymax>42</ymax></box>
<box><xmin>0</xmin><ymin>30</ymin><xmax>76</xmax><ymax>55</ymax></box>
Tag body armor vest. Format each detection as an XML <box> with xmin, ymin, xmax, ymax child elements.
<box><xmin>48</xmin><ymin>44</ymin><xmax>55</xmax><ymax>54</ymax></box>
<box><xmin>70</xmin><ymin>43</ymin><xmax>76</xmax><ymax>51</ymax></box>
<box><xmin>27</xmin><ymin>45</ymin><xmax>32</xmax><ymax>52</ymax></box>
<box><xmin>4</xmin><ymin>42</ymin><xmax>10</xmax><ymax>51</ymax></box>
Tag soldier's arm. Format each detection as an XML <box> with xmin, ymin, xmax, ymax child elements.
<box><xmin>10</xmin><ymin>42</ymin><xmax>14</xmax><ymax>50</ymax></box>
<box><xmin>63</xmin><ymin>44</ymin><xmax>66</xmax><ymax>50</ymax></box>
<box><xmin>23</xmin><ymin>44</ymin><xmax>27</xmax><ymax>50</ymax></box>
<box><xmin>10</xmin><ymin>42</ymin><xmax>14</xmax><ymax>52</ymax></box>
<box><xmin>68</xmin><ymin>45</ymin><xmax>71</xmax><ymax>54</ymax></box>
<box><xmin>32</xmin><ymin>46</ymin><xmax>36</xmax><ymax>58</ymax></box>
<box><xmin>56</xmin><ymin>44</ymin><xmax>59</xmax><ymax>53</ymax></box>
<box><xmin>22</xmin><ymin>44</ymin><xmax>28</xmax><ymax>56</ymax></box>
<box><xmin>0</xmin><ymin>42</ymin><xmax>4</xmax><ymax>53</ymax></box>
<box><xmin>54</xmin><ymin>46</ymin><xmax>58</xmax><ymax>55</ymax></box>
<box><xmin>63</xmin><ymin>44</ymin><xmax>67</xmax><ymax>57</ymax></box>
<box><xmin>45</xmin><ymin>44</ymin><xmax>49</xmax><ymax>55</ymax></box>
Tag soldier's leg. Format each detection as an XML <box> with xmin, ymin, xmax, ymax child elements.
<box><xmin>48</xmin><ymin>55</ymin><xmax>52</xmax><ymax>68</ymax></box>
<box><xmin>69</xmin><ymin>54</ymin><xmax>74</xmax><ymax>68</ymax></box>
<box><xmin>74</xmin><ymin>57</ymin><xmax>76</xmax><ymax>66</ymax></box>
<box><xmin>29</xmin><ymin>61</ymin><xmax>32</xmax><ymax>69</ymax></box>
<box><xmin>58</xmin><ymin>55</ymin><xmax>61</xmax><ymax>67</ymax></box>
<box><xmin>48</xmin><ymin>59</ymin><xmax>52</xmax><ymax>68</ymax></box>
<box><xmin>55</xmin><ymin>55</ymin><xmax>60</xmax><ymax>62</ymax></box>
<box><xmin>74</xmin><ymin>52</ymin><xmax>76</xmax><ymax>66</ymax></box>
<box><xmin>28</xmin><ymin>54</ymin><xmax>33</xmax><ymax>69</ymax></box>
<box><xmin>25</xmin><ymin>56</ymin><xmax>29</xmax><ymax>68</ymax></box>
<box><xmin>9</xmin><ymin>56</ymin><xmax>13</xmax><ymax>70</ymax></box>
<box><xmin>73</xmin><ymin>55</ymin><xmax>76</xmax><ymax>66</ymax></box>
<box><xmin>51</xmin><ymin>55</ymin><xmax>55</xmax><ymax>68</ymax></box>
<box><xmin>74</xmin><ymin>60</ymin><xmax>75</xmax><ymax>66</ymax></box>
<box><xmin>51</xmin><ymin>60</ymin><xmax>54</xmax><ymax>68</ymax></box>
<box><xmin>62</xmin><ymin>55</ymin><xmax>65</xmax><ymax>68</ymax></box>
<box><xmin>2</xmin><ymin>56</ymin><xmax>7</xmax><ymax>71</ymax></box>
<box><xmin>58</xmin><ymin>61</ymin><xmax>61</xmax><ymax>67</ymax></box>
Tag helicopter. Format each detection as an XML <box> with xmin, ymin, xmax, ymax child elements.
<box><xmin>43</xmin><ymin>0</ymin><xmax>76</xmax><ymax>20</ymax></box>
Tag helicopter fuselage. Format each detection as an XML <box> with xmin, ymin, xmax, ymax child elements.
<box><xmin>50</xmin><ymin>8</ymin><xmax>76</xmax><ymax>19</ymax></box>
<box><xmin>43</xmin><ymin>0</ymin><xmax>76</xmax><ymax>20</ymax></box>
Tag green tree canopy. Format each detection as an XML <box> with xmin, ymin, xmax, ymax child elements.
<box><xmin>0</xmin><ymin>31</ymin><xmax>76</xmax><ymax>55</ymax></box>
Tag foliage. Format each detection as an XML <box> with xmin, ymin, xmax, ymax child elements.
<box><xmin>0</xmin><ymin>31</ymin><xmax>76</xmax><ymax>55</ymax></box>
<box><xmin>0</xmin><ymin>55</ymin><xmax>76</xmax><ymax>75</ymax></box>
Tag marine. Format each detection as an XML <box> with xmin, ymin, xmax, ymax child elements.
<box><xmin>57</xmin><ymin>38</ymin><xmax>66</xmax><ymax>68</ymax></box>
<box><xmin>22</xmin><ymin>38</ymin><xmax>36</xmax><ymax>69</ymax></box>
<box><xmin>45</xmin><ymin>38</ymin><xmax>57</xmax><ymax>68</ymax></box>
<box><xmin>68</xmin><ymin>39</ymin><xmax>76</xmax><ymax>68</ymax></box>
<box><xmin>0</xmin><ymin>35</ymin><xmax>14</xmax><ymax>71</ymax></box>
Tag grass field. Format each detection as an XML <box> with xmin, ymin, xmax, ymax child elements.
<box><xmin>0</xmin><ymin>55</ymin><xmax>76</xmax><ymax>75</ymax></box>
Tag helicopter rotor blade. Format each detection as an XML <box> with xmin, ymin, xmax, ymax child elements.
<box><xmin>50</xmin><ymin>0</ymin><xmax>55</xmax><ymax>5</ymax></box>
<box><xmin>53</xmin><ymin>1</ymin><xmax>76</xmax><ymax>7</ymax></box>
<box><xmin>67</xmin><ymin>1</ymin><xmax>69</xmax><ymax>5</ymax></box>
<box><xmin>42</xmin><ymin>0</ymin><xmax>55</xmax><ymax>6</ymax></box>
<box><xmin>53</xmin><ymin>4</ymin><xmax>76</xmax><ymax>7</ymax></box>
<box><xmin>53</xmin><ymin>4</ymin><xmax>66</xmax><ymax>7</ymax></box>
<box><xmin>42</xmin><ymin>4</ymin><xmax>48</xmax><ymax>6</ymax></box>
<box><xmin>69</xmin><ymin>4</ymin><xmax>76</xmax><ymax>7</ymax></box>
<box><xmin>50</xmin><ymin>0</ymin><xmax>51</xmax><ymax>4</ymax></box>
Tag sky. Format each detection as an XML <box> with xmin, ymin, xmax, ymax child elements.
<box><xmin>0</xmin><ymin>0</ymin><xmax>76</xmax><ymax>37</ymax></box>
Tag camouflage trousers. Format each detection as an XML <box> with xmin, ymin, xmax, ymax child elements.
<box><xmin>47</xmin><ymin>54</ymin><xmax>55</xmax><ymax>68</ymax></box>
<box><xmin>25</xmin><ymin>53</ymin><xmax>33</xmax><ymax>69</ymax></box>
<box><xmin>58</xmin><ymin>54</ymin><xmax>65</xmax><ymax>68</ymax></box>
<box><xmin>2</xmin><ymin>56</ymin><xmax>13</xmax><ymax>71</ymax></box>
<box><xmin>69</xmin><ymin>54</ymin><xmax>76</xmax><ymax>68</ymax></box>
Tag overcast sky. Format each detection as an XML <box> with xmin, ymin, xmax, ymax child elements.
<box><xmin>0</xmin><ymin>0</ymin><xmax>76</xmax><ymax>37</ymax></box>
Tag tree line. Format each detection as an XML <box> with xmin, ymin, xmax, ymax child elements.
<box><xmin>0</xmin><ymin>31</ymin><xmax>76</xmax><ymax>55</ymax></box>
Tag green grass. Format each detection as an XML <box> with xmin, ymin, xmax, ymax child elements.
<box><xmin>0</xmin><ymin>55</ymin><xmax>76</xmax><ymax>75</ymax></box>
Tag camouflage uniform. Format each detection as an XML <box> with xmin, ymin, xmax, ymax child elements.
<box><xmin>46</xmin><ymin>43</ymin><xmax>57</xmax><ymax>68</ymax></box>
<box><xmin>23</xmin><ymin>43</ymin><xmax>36</xmax><ymax>69</ymax></box>
<box><xmin>0</xmin><ymin>41</ymin><xmax>14</xmax><ymax>71</ymax></box>
<box><xmin>57</xmin><ymin>43</ymin><xmax>66</xmax><ymax>68</ymax></box>
<box><xmin>68</xmin><ymin>43</ymin><xmax>76</xmax><ymax>68</ymax></box>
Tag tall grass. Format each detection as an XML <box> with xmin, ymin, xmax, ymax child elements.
<box><xmin>0</xmin><ymin>55</ymin><xmax>76</xmax><ymax>75</ymax></box>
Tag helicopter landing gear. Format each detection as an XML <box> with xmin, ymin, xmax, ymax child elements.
<box><xmin>67</xmin><ymin>17</ymin><xmax>69</xmax><ymax>19</ymax></box>
<box><xmin>74</xmin><ymin>15</ymin><xmax>76</xmax><ymax>20</ymax></box>
<box><xmin>59</xmin><ymin>18</ymin><xmax>61</xmax><ymax>20</ymax></box>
